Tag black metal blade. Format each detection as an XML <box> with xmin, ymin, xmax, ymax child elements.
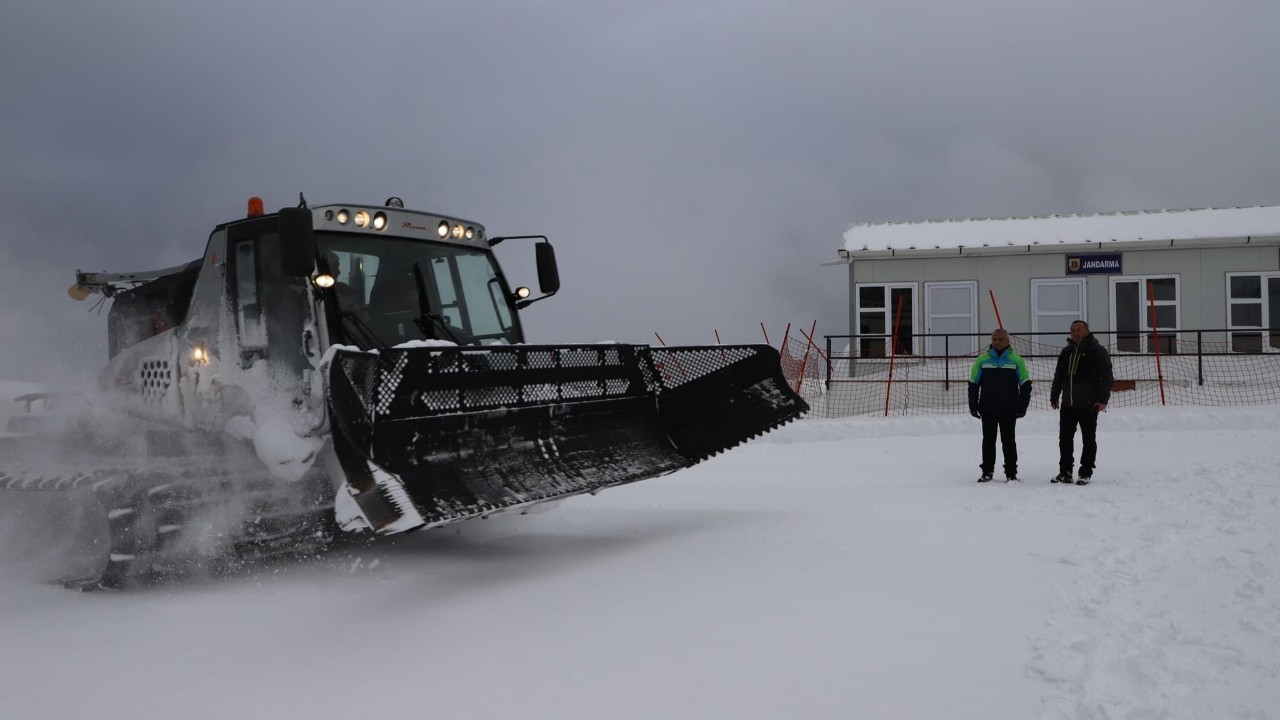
<box><xmin>326</xmin><ymin>344</ymin><xmax>808</xmax><ymax>531</ymax></box>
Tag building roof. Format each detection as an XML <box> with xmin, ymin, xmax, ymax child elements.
<box><xmin>840</xmin><ymin>205</ymin><xmax>1280</xmax><ymax>256</ymax></box>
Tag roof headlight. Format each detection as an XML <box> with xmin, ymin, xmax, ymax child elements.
<box><xmin>465</xmin><ymin>226</ymin><xmax>475</xmax><ymax>240</ymax></box>
<box><xmin>452</xmin><ymin>223</ymin><xmax>464</xmax><ymax>239</ymax></box>
<box><xmin>354</xmin><ymin>211</ymin><xmax>370</xmax><ymax>228</ymax></box>
<box><xmin>438</xmin><ymin>221</ymin><xmax>450</xmax><ymax>238</ymax></box>
<box><xmin>336</xmin><ymin>209</ymin><xmax>350</xmax><ymax>225</ymax></box>
<box><xmin>373</xmin><ymin>212</ymin><xmax>388</xmax><ymax>231</ymax></box>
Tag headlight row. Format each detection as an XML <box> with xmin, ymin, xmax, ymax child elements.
<box><xmin>325</xmin><ymin>209</ymin><xmax>389</xmax><ymax>231</ymax></box>
<box><xmin>438</xmin><ymin>220</ymin><xmax>479</xmax><ymax>241</ymax></box>
<box><xmin>322</xmin><ymin>208</ymin><xmax>479</xmax><ymax>241</ymax></box>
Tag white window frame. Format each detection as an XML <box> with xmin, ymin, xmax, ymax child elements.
<box><xmin>1031</xmin><ymin>277</ymin><xmax>1086</xmax><ymax>342</ymax></box>
<box><xmin>1226</xmin><ymin>271</ymin><xmax>1280</xmax><ymax>353</ymax></box>
<box><xmin>854</xmin><ymin>282</ymin><xmax>917</xmax><ymax>358</ymax></box>
<box><xmin>1109</xmin><ymin>274</ymin><xmax>1180</xmax><ymax>354</ymax></box>
<box><xmin>923</xmin><ymin>281</ymin><xmax>977</xmax><ymax>357</ymax></box>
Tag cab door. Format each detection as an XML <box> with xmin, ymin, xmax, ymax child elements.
<box><xmin>228</xmin><ymin>220</ymin><xmax>315</xmax><ymax>380</ymax></box>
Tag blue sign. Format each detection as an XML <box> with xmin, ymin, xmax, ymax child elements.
<box><xmin>1066</xmin><ymin>253</ymin><xmax>1122</xmax><ymax>275</ymax></box>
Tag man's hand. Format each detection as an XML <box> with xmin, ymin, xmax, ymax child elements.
<box><xmin>1016</xmin><ymin>408</ymin><xmax>1027</xmax><ymax>419</ymax></box>
<box><xmin>1093</xmin><ymin>402</ymin><xmax>1107</xmax><ymax>412</ymax></box>
<box><xmin>970</xmin><ymin>409</ymin><xmax>981</xmax><ymax>419</ymax></box>
<box><xmin>1051</xmin><ymin>401</ymin><xmax>1059</xmax><ymax>410</ymax></box>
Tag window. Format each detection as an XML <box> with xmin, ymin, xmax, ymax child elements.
<box><xmin>855</xmin><ymin>283</ymin><xmax>916</xmax><ymax>357</ymax></box>
<box><xmin>924</xmin><ymin>282</ymin><xmax>976</xmax><ymax>357</ymax></box>
<box><xmin>1031</xmin><ymin>278</ymin><xmax>1085</xmax><ymax>341</ymax></box>
<box><xmin>234</xmin><ymin>239</ymin><xmax>266</xmax><ymax>349</ymax></box>
<box><xmin>1227</xmin><ymin>272</ymin><xmax>1280</xmax><ymax>353</ymax></box>
<box><xmin>430</xmin><ymin>253</ymin><xmax>515</xmax><ymax>338</ymax></box>
<box><xmin>329</xmin><ymin>250</ymin><xmax>379</xmax><ymax>304</ymax></box>
<box><xmin>317</xmin><ymin>234</ymin><xmax>522</xmax><ymax>346</ymax></box>
<box><xmin>1110</xmin><ymin>275</ymin><xmax>1179</xmax><ymax>354</ymax></box>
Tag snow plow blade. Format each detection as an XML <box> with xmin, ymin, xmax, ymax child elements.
<box><xmin>325</xmin><ymin>344</ymin><xmax>807</xmax><ymax>533</ymax></box>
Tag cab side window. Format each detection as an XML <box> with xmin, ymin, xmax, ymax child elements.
<box><xmin>235</xmin><ymin>240</ymin><xmax>266</xmax><ymax>349</ymax></box>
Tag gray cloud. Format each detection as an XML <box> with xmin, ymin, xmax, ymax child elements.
<box><xmin>2</xmin><ymin>0</ymin><xmax>1278</xmax><ymax>382</ymax></box>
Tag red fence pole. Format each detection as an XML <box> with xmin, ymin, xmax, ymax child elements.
<box><xmin>989</xmin><ymin>289</ymin><xmax>1004</xmax><ymax>330</ymax></box>
<box><xmin>760</xmin><ymin>322</ymin><xmax>771</xmax><ymax>346</ymax></box>
<box><xmin>653</xmin><ymin>331</ymin><xmax>687</xmax><ymax>380</ymax></box>
<box><xmin>884</xmin><ymin>295</ymin><xmax>905</xmax><ymax>416</ymax></box>
<box><xmin>1147</xmin><ymin>281</ymin><xmax>1167</xmax><ymax>405</ymax></box>
<box><xmin>798</xmin><ymin>324</ymin><xmax>830</xmax><ymax>363</ymax></box>
<box><xmin>793</xmin><ymin>320</ymin><xmax>818</xmax><ymax>394</ymax></box>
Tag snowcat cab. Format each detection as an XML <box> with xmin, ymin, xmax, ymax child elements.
<box><xmin>0</xmin><ymin>196</ymin><xmax>808</xmax><ymax>589</ymax></box>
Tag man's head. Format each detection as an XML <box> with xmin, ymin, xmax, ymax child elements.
<box><xmin>325</xmin><ymin>252</ymin><xmax>342</xmax><ymax>278</ymax></box>
<box><xmin>1069</xmin><ymin>320</ymin><xmax>1089</xmax><ymax>343</ymax></box>
<box><xmin>990</xmin><ymin>328</ymin><xmax>1010</xmax><ymax>352</ymax></box>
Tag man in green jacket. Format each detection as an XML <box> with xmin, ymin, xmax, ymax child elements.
<box><xmin>968</xmin><ymin>329</ymin><xmax>1032</xmax><ymax>483</ymax></box>
<box><xmin>1049</xmin><ymin>320</ymin><xmax>1114</xmax><ymax>486</ymax></box>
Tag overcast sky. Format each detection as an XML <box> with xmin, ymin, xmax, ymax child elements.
<box><xmin>2</xmin><ymin>0</ymin><xmax>1278</xmax><ymax>383</ymax></box>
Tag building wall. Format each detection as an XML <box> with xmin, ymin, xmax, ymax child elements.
<box><xmin>847</xmin><ymin>244</ymin><xmax>1280</xmax><ymax>341</ymax></box>
<box><xmin>1189</xmin><ymin>245</ymin><xmax>1279</xmax><ymax>330</ymax></box>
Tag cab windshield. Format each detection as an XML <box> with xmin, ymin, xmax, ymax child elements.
<box><xmin>317</xmin><ymin>233</ymin><xmax>521</xmax><ymax>347</ymax></box>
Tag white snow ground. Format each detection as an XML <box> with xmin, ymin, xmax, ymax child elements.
<box><xmin>2</xmin><ymin>380</ymin><xmax>1278</xmax><ymax>720</ymax></box>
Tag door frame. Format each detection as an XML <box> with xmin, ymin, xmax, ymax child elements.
<box><xmin>924</xmin><ymin>280</ymin><xmax>978</xmax><ymax>357</ymax></box>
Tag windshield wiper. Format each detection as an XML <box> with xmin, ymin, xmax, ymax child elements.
<box><xmin>338</xmin><ymin>309</ymin><xmax>388</xmax><ymax>350</ymax></box>
<box><xmin>317</xmin><ymin>286</ymin><xmax>388</xmax><ymax>351</ymax></box>
<box><xmin>412</xmin><ymin>262</ymin><xmax>462</xmax><ymax>344</ymax></box>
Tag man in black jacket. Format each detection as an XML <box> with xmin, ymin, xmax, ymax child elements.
<box><xmin>1049</xmin><ymin>320</ymin><xmax>1113</xmax><ymax>485</ymax></box>
<box><xmin>968</xmin><ymin>329</ymin><xmax>1032</xmax><ymax>483</ymax></box>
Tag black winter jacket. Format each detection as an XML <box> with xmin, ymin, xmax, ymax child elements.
<box><xmin>1050</xmin><ymin>334</ymin><xmax>1114</xmax><ymax>408</ymax></box>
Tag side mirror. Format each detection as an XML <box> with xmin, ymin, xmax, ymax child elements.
<box><xmin>535</xmin><ymin>241</ymin><xmax>560</xmax><ymax>294</ymax></box>
<box><xmin>278</xmin><ymin>208</ymin><xmax>317</xmax><ymax>277</ymax></box>
<box><xmin>491</xmin><ymin>234</ymin><xmax>561</xmax><ymax>309</ymax></box>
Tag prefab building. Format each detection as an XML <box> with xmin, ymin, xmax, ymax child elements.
<box><xmin>833</xmin><ymin>205</ymin><xmax>1280</xmax><ymax>358</ymax></box>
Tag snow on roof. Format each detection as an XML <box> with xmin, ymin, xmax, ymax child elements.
<box><xmin>841</xmin><ymin>205</ymin><xmax>1280</xmax><ymax>253</ymax></box>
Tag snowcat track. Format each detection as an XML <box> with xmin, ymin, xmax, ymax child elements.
<box><xmin>326</xmin><ymin>343</ymin><xmax>807</xmax><ymax>533</ymax></box>
<box><xmin>1</xmin><ymin>455</ymin><xmax>333</xmax><ymax>590</ymax></box>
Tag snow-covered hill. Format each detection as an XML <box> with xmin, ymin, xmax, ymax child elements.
<box><xmin>1</xmin><ymin>394</ymin><xmax>1278</xmax><ymax>719</ymax></box>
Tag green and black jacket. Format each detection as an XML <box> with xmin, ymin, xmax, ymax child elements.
<box><xmin>968</xmin><ymin>346</ymin><xmax>1032</xmax><ymax>416</ymax></box>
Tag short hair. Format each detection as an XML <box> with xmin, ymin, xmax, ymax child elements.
<box><xmin>990</xmin><ymin>328</ymin><xmax>1009</xmax><ymax>338</ymax></box>
<box><xmin>1070</xmin><ymin>319</ymin><xmax>1089</xmax><ymax>330</ymax></box>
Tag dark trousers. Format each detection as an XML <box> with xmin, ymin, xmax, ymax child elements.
<box><xmin>1059</xmin><ymin>406</ymin><xmax>1100</xmax><ymax>475</ymax></box>
<box><xmin>980</xmin><ymin>414</ymin><xmax>1018</xmax><ymax>476</ymax></box>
